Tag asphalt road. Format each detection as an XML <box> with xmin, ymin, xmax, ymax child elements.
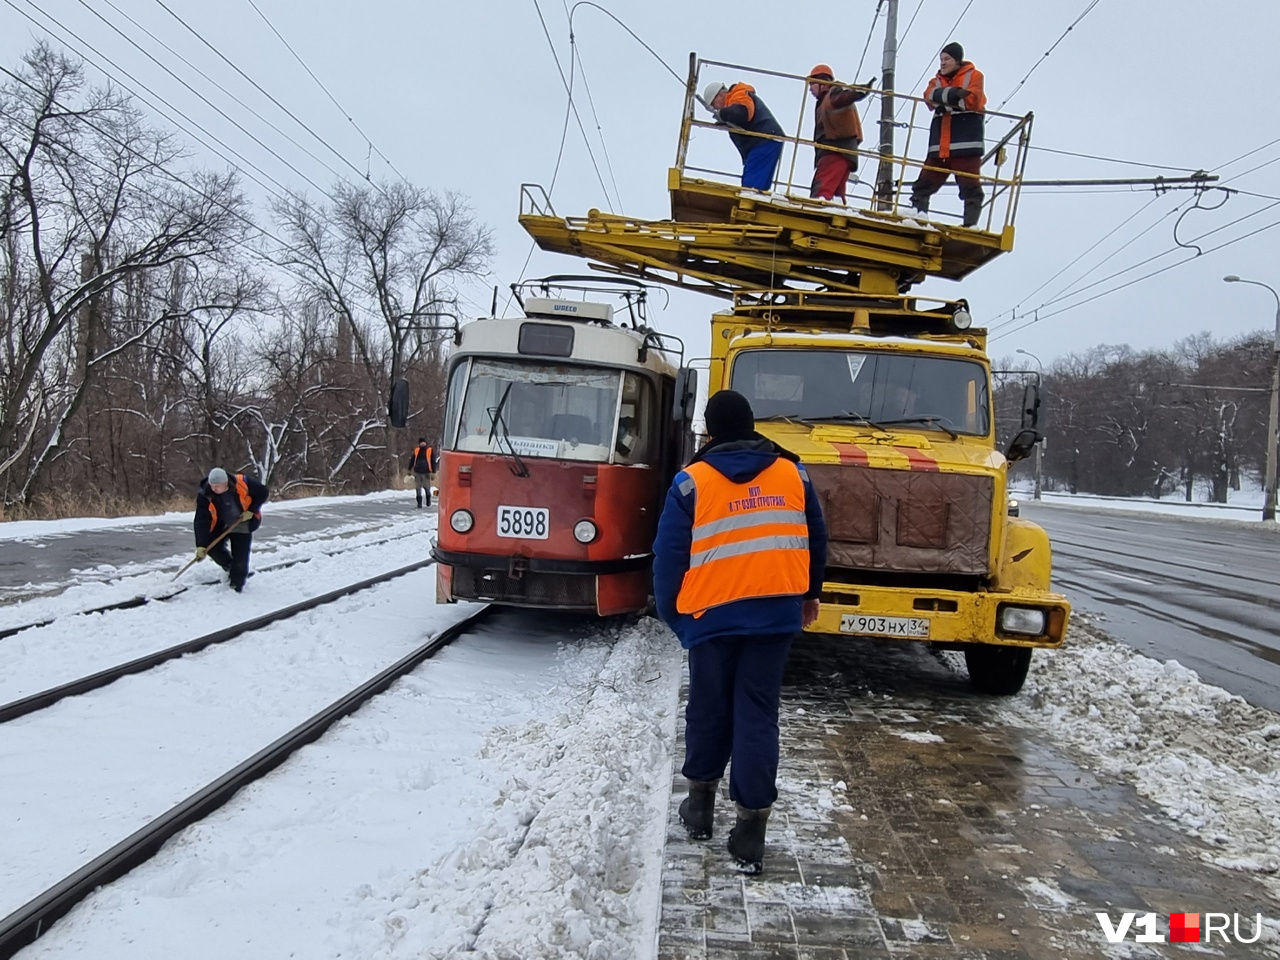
<box><xmin>0</xmin><ymin>496</ymin><xmax>425</xmax><ymax>596</ymax></box>
<box><xmin>1024</xmin><ymin>501</ymin><xmax>1280</xmax><ymax>713</ymax></box>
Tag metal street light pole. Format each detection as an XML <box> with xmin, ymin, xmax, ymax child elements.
<box><xmin>1223</xmin><ymin>276</ymin><xmax>1280</xmax><ymax>522</ymax></box>
<box><xmin>1016</xmin><ymin>348</ymin><xmax>1045</xmax><ymax>500</ymax></box>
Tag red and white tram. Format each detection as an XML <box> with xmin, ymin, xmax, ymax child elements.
<box><xmin>431</xmin><ymin>280</ymin><xmax>686</xmax><ymax>615</ymax></box>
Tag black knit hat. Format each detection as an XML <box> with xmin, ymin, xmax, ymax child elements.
<box><xmin>704</xmin><ymin>390</ymin><xmax>755</xmax><ymax>440</ymax></box>
<box><xmin>941</xmin><ymin>42</ymin><xmax>964</xmax><ymax>63</ymax></box>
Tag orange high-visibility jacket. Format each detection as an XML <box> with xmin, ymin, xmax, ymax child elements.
<box><xmin>923</xmin><ymin>61</ymin><xmax>986</xmax><ymax>158</ymax></box>
<box><xmin>206</xmin><ymin>474</ymin><xmax>257</xmax><ymax>531</ymax></box>
<box><xmin>676</xmin><ymin>458</ymin><xmax>810</xmax><ymax>617</ymax></box>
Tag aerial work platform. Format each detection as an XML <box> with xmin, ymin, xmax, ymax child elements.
<box><xmin>519</xmin><ymin>56</ymin><xmax>1033</xmax><ymax>298</ymax></box>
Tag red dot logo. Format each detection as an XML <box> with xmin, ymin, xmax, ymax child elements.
<box><xmin>1170</xmin><ymin>913</ymin><xmax>1200</xmax><ymax>943</ymax></box>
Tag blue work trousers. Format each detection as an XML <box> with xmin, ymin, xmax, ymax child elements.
<box><xmin>741</xmin><ymin>140</ymin><xmax>783</xmax><ymax>192</ymax></box>
<box><xmin>682</xmin><ymin>632</ymin><xmax>794</xmax><ymax>810</ymax></box>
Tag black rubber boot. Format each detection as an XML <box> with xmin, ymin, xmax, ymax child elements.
<box><xmin>910</xmin><ymin>194</ymin><xmax>929</xmax><ymax>216</ymax></box>
<box><xmin>727</xmin><ymin>803</ymin><xmax>771</xmax><ymax>875</ymax></box>
<box><xmin>962</xmin><ymin>195</ymin><xmax>983</xmax><ymax>227</ymax></box>
<box><xmin>678</xmin><ymin>778</ymin><xmax>719</xmax><ymax>840</ymax></box>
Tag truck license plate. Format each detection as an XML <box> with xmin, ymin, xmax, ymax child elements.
<box><xmin>839</xmin><ymin>614</ymin><xmax>930</xmax><ymax>638</ymax></box>
<box><xmin>496</xmin><ymin>505</ymin><xmax>549</xmax><ymax>539</ymax></box>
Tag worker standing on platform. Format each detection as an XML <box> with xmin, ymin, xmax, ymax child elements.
<box><xmin>807</xmin><ymin>65</ymin><xmax>870</xmax><ymax>201</ymax></box>
<box><xmin>702</xmin><ymin>81</ymin><xmax>785</xmax><ymax>193</ymax></box>
<box><xmin>910</xmin><ymin>42</ymin><xmax>987</xmax><ymax>226</ymax></box>
<box><xmin>653</xmin><ymin>390</ymin><xmax>828</xmax><ymax>875</ymax></box>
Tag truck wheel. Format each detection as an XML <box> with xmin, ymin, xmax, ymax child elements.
<box><xmin>964</xmin><ymin>645</ymin><xmax>1033</xmax><ymax>696</ymax></box>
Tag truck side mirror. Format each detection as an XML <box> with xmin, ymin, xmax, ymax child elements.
<box><xmin>672</xmin><ymin>368</ymin><xmax>698</xmax><ymax>423</ymax></box>
<box><xmin>1021</xmin><ymin>383</ymin><xmax>1041</xmax><ymax>430</ymax></box>
<box><xmin>388</xmin><ymin>378</ymin><xmax>410</xmax><ymax>428</ymax></box>
<box><xmin>1005</xmin><ymin>428</ymin><xmax>1041</xmax><ymax>463</ymax></box>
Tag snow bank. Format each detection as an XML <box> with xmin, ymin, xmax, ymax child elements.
<box><xmin>997</xmin><ymin>617</ymin><xmax>1280</xmax><ymax>896</ymax></box>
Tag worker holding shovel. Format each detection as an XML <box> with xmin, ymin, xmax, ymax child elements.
<box><xmin>190</xmin><ymin>467</ymin><xmax>270</xmax><ymax>592</ymax></box>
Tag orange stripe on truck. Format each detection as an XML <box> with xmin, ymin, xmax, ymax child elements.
<box><xmin>895</xmin><ymin>446</ymin><xmax>939</xmax><ymax>472</ymax></box>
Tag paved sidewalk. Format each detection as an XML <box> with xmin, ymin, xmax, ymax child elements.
<box><xmin>657</xmin><ymin>636</ymin><xmax>1277</xmax><ymax>959</ymax></box>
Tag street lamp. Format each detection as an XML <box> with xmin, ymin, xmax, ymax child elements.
<box><xmin>1223</xmin><ymin>275</ymin><xmax>1280</xmax><ymax>522</ymax></box>
<box><xmin>1015</xmin><ymin>348</ymin><xmax>1046</xmax><ymax>501</ymax></box>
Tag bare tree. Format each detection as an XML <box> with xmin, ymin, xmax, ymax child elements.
<box><xmin>273</xmin><ymin>179</ymin><xmax>492</xmax><ymax>479</ymax></box>
<box><xmin>0</xmin><ymin>45</ymin><xmax>249</xmax><ymax>504</ymax></box>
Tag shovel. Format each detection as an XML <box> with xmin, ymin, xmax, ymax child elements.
<box><xmin>172</xmin><ymin>515</ymin><xmax>245</xmax><ymax>582</ymax></box>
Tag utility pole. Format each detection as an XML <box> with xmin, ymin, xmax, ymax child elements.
<box><xmin>874</xmin><ymin>0</ymin><xmax>898</xmax><ymax>211</ymax></box>
<box><xmin>1223</xmin><ymin>276</ymin><xmax>1280</xmax><ymax>522</ymax></box>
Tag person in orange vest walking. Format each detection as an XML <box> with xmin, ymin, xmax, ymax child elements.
<box><xmin>406</xmin><ymin>438</ymin><xmax>437</xmax><ymax>509</ymax></box>
<box><xmin>909</xmin><ymin>42</ymin><xmax>987</xmax><ymax>226</ymax></box>
<box><xmin>806</xmin><ymin>64</ymin><xmax>871</xmax><ymax>201</ymax></box>
<box><xmin>653</xmin><ymin>390</ymin><xmax>828</xmax><ymax>874</ymax></box>
<box><xmin>193</xmin><ymin>467</ymin><xmax>269</xmax><ymax>592</ymax></box>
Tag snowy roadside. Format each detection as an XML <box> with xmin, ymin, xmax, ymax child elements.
<box><xmin>0</xmin><ymin>489</ymin><xmax>406</xmax><ymax>542</ymax></box>
<box><xmin>989</xmin><ymin>617</ymin><xmax>1280</xmax><ymax>902</ymax></box>
<box><xmin>17</xmin><ymin>615</ymin><xmax>682</xmax><ymax>960</ymax></box>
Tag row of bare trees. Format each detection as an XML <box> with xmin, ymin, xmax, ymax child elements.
<box><xmin>0</xmin><ymin>46</ymin><xmax>491</xmax><ymax>515</ymax></box>
<box><xmin>998</xmin><ymin>332</ymin><xmax>1274</xmax><ymax>501</ymax></box>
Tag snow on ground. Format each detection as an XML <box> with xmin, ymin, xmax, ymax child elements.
<box><xmin>993</xmin><ymin>615</ymin><xmax>1280</xmax><ymax>900</ymax></box>
<box><xmin>0</xmin><ymin>488</ymin><xmax>405</xmax><ymax>542</ymax></box>
<box><xmin>1011</xmin><ymin>483</ymin><xmax>1275</xmax><ymax>524</ymax></box>
<box><xmin>0</xmin><ymin>515</ymin><xmax>436</xmax><ymax>699</ymax></box>
<box><xmin>13</xmin><ymin>612</ymin><xmax>680</xmax><ymax>960</ymax></box>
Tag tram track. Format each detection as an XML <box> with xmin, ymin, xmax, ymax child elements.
<box><xmin>0</xmin><ymin>525</ymin><xmax>428</xmax><ymax>642</ymax></box>
<box><xmin>0</xmin><ymin>603</ymin><xmax>493</xmax><ymax>958</ymax></box>
<box><xmin>0</xmin><ymin>558</ymin><xmax>435</xmax><ymax>723</ymax></box>
<box><xmin>0</xmin><ymin>516</ymin><xmax>429</xmax><ymax>609</ymax></box>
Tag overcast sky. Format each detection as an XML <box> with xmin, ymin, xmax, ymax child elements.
<box><xmin>3</xmin><ymin>0</ymin><xmax>1277</xmax><ymax>368</ymax></box>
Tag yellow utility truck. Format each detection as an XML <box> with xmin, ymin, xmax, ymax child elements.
<box><xmin>519</xmin><ymin>56</ymin><xmax>1070</xmax><ymax>693</ymax></box>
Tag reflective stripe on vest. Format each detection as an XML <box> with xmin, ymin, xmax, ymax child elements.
<box><xmin>676</xmin><ymin>458</ymin><xmax>810</xmax><ymax>617</ymax></box>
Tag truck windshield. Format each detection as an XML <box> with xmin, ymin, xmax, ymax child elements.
<box><xmin>452</xmin><ymin>358</ymin><xmax>621</xmax><ymax>462</ymax></box>
<box><xmin>730</xmin><ymin>348</ymin><xmax>990</xmax><ymax>437</ymax></box>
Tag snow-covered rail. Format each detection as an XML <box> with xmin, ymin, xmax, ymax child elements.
<box><xmin>0</xmin><ymin>603</ymin><xmax>493</xmax><ymax>957</ymax></box>
<box><xmin>0</xmin><ymin>559</ymin><xmax>434</xmax><ymax>723</ymax></box>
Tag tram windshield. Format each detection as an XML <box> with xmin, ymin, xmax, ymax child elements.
<box><xmin>730</xmin><ymin>349</ymin><xmax>991</xmax><ymax>437</ymax></box>
<box><xmin>450</xmin><ymin>358</ymin><xmax>652</xmax><ymax>463</ymax></box>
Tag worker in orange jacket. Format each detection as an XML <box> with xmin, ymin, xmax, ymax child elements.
<box><xmin>807</xmin><ymin>64</ymin><xmax>871</xmax><ymax>201</ymax></box>
<box><xmin>653</xmin><ymin>390</ymin><xmax>828</xmax><ymax>875</ymax></box>
<box><xmin>193</xmin><ymin>467</ymin><xmax>269</xmax><ymax>592</ymax></box>
<box><xmin>702</xmin><ymin>81</ymin><xmax>786</xmax><ymax>192</ymax></box>
<box><xmin>406</xmin><ymin>438</ymin><xmax>438</xmax><ymax>508</ymax></box>
<box><xmin>910</xmin><ymin>42</ymin><xmax>987</xmax><ymax>226</ymax></box>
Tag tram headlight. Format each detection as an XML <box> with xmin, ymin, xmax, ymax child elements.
<box><xmin>573</xmin><ymin>519</ymin><xmax>598</xmax><ymax>543</ymax></box>
<box><xmin>449</xmin><ymin>509</ymin><xmax>474</xmax><ymax>534</ymax></box>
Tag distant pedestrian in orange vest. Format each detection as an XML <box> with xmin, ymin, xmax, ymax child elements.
<box><xmin>910</xmin><ymin>42</ymin><xmax>987</xmax><ymax>226</ymax></box>
<box><xmin>807</xmin><ymin>64</ymin><xmax>871</xmax><ymax>201</ymax></box>
<box><xmin>653</xmin><ymin>390</ymin><xmax>828</xmax><ymax>874</ymax></box>
<box><xmin>406</xmin><ymin>438</ymin><xmax>437</xmax><ymax>509</ymax></box>
<box><xmin>194</xmin><ymin>467</ymin><xmax>269</xmax><ymax>592</ymax></box>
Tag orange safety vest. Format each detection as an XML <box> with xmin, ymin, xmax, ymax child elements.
<box><xmin>923</xmin><ymin>62</ymin><xmax>986</xmax><ymax>158</ymax></box>
<box><xmin>676</xmin><ymin>458</ymin><xmax>810</xmax><ymax>617</ymax></box>
<box><xmin>207</xmin><ymin>474</ymin><xmax>256</xmax><ymax>531</ymax></box>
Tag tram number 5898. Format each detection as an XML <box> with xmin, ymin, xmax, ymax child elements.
<box><xmin>496</xmin><ymin>505</ymin><xmax>550</xmax><ymax>540</ymax></box>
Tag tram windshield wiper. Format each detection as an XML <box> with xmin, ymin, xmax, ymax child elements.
<box><xmin>486</xmin><ymin>383</ymin><xmax>530</xmax><ymax>477</ymax></box>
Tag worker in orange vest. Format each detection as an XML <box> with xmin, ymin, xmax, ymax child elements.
<box><xmin>910</xmin><ymin>41</ymin><xmax>987</xmax><ymax>226</ymax></box>
<box><xmin>653</xmin><ymin>390</ymin><xmax>828</xmax><ymax>874</ymax></box>
<box><xmin>807</xmin><ymin>64</ymin><xmax>871</xmax><ymax>201</ymax></box>
<box><xmin>193</xmin><ymin>467</ymin><xmax>269</xmax><ymax>592</ymax></box>
<box><xmin>406</xmin><ymin>438</ymin><xmax>438</xmax><ymax>508</ymax></box>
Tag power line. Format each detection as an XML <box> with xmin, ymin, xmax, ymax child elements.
<box><xmin>1027</xmin><ymin>143</ymin><xmax>1204</xmax><ymax>173</ymax></box>
<box><xmin>995</xmin><ymin>0</ymin><xmax>1103</xmax><ymax>112</ymax></box>
<box><xmin>565</xmin><ymin>1</ymin><xmax>623</xmax><ymax>212</ymax></box>
<box><xmin>242</xmin><ymin>0</ymin><xmax>407</xmax><ymax>183</ymax></box>
<box><xmin>69</xmin><ymin>0</ymin><xmax>332</xmax><ymax>195</ymax></box>
<box><xmin>147</xmin><ymin>0</ymin><xmax>377</xmax><ymax>184</ymax></box>
<box><xmin>89</xmin><ymin>0</ymin><xmax>349</xmax><ymax>186</ymax></box>
<box><xmin>898</xmin><ymin>0</ymin><xmax>927</xmax><ymax>48</ymax></box>
<box><xmin>855</xmin><ymin>0</ymin><xmax>884</xmax><ymax>79</ymax></box>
